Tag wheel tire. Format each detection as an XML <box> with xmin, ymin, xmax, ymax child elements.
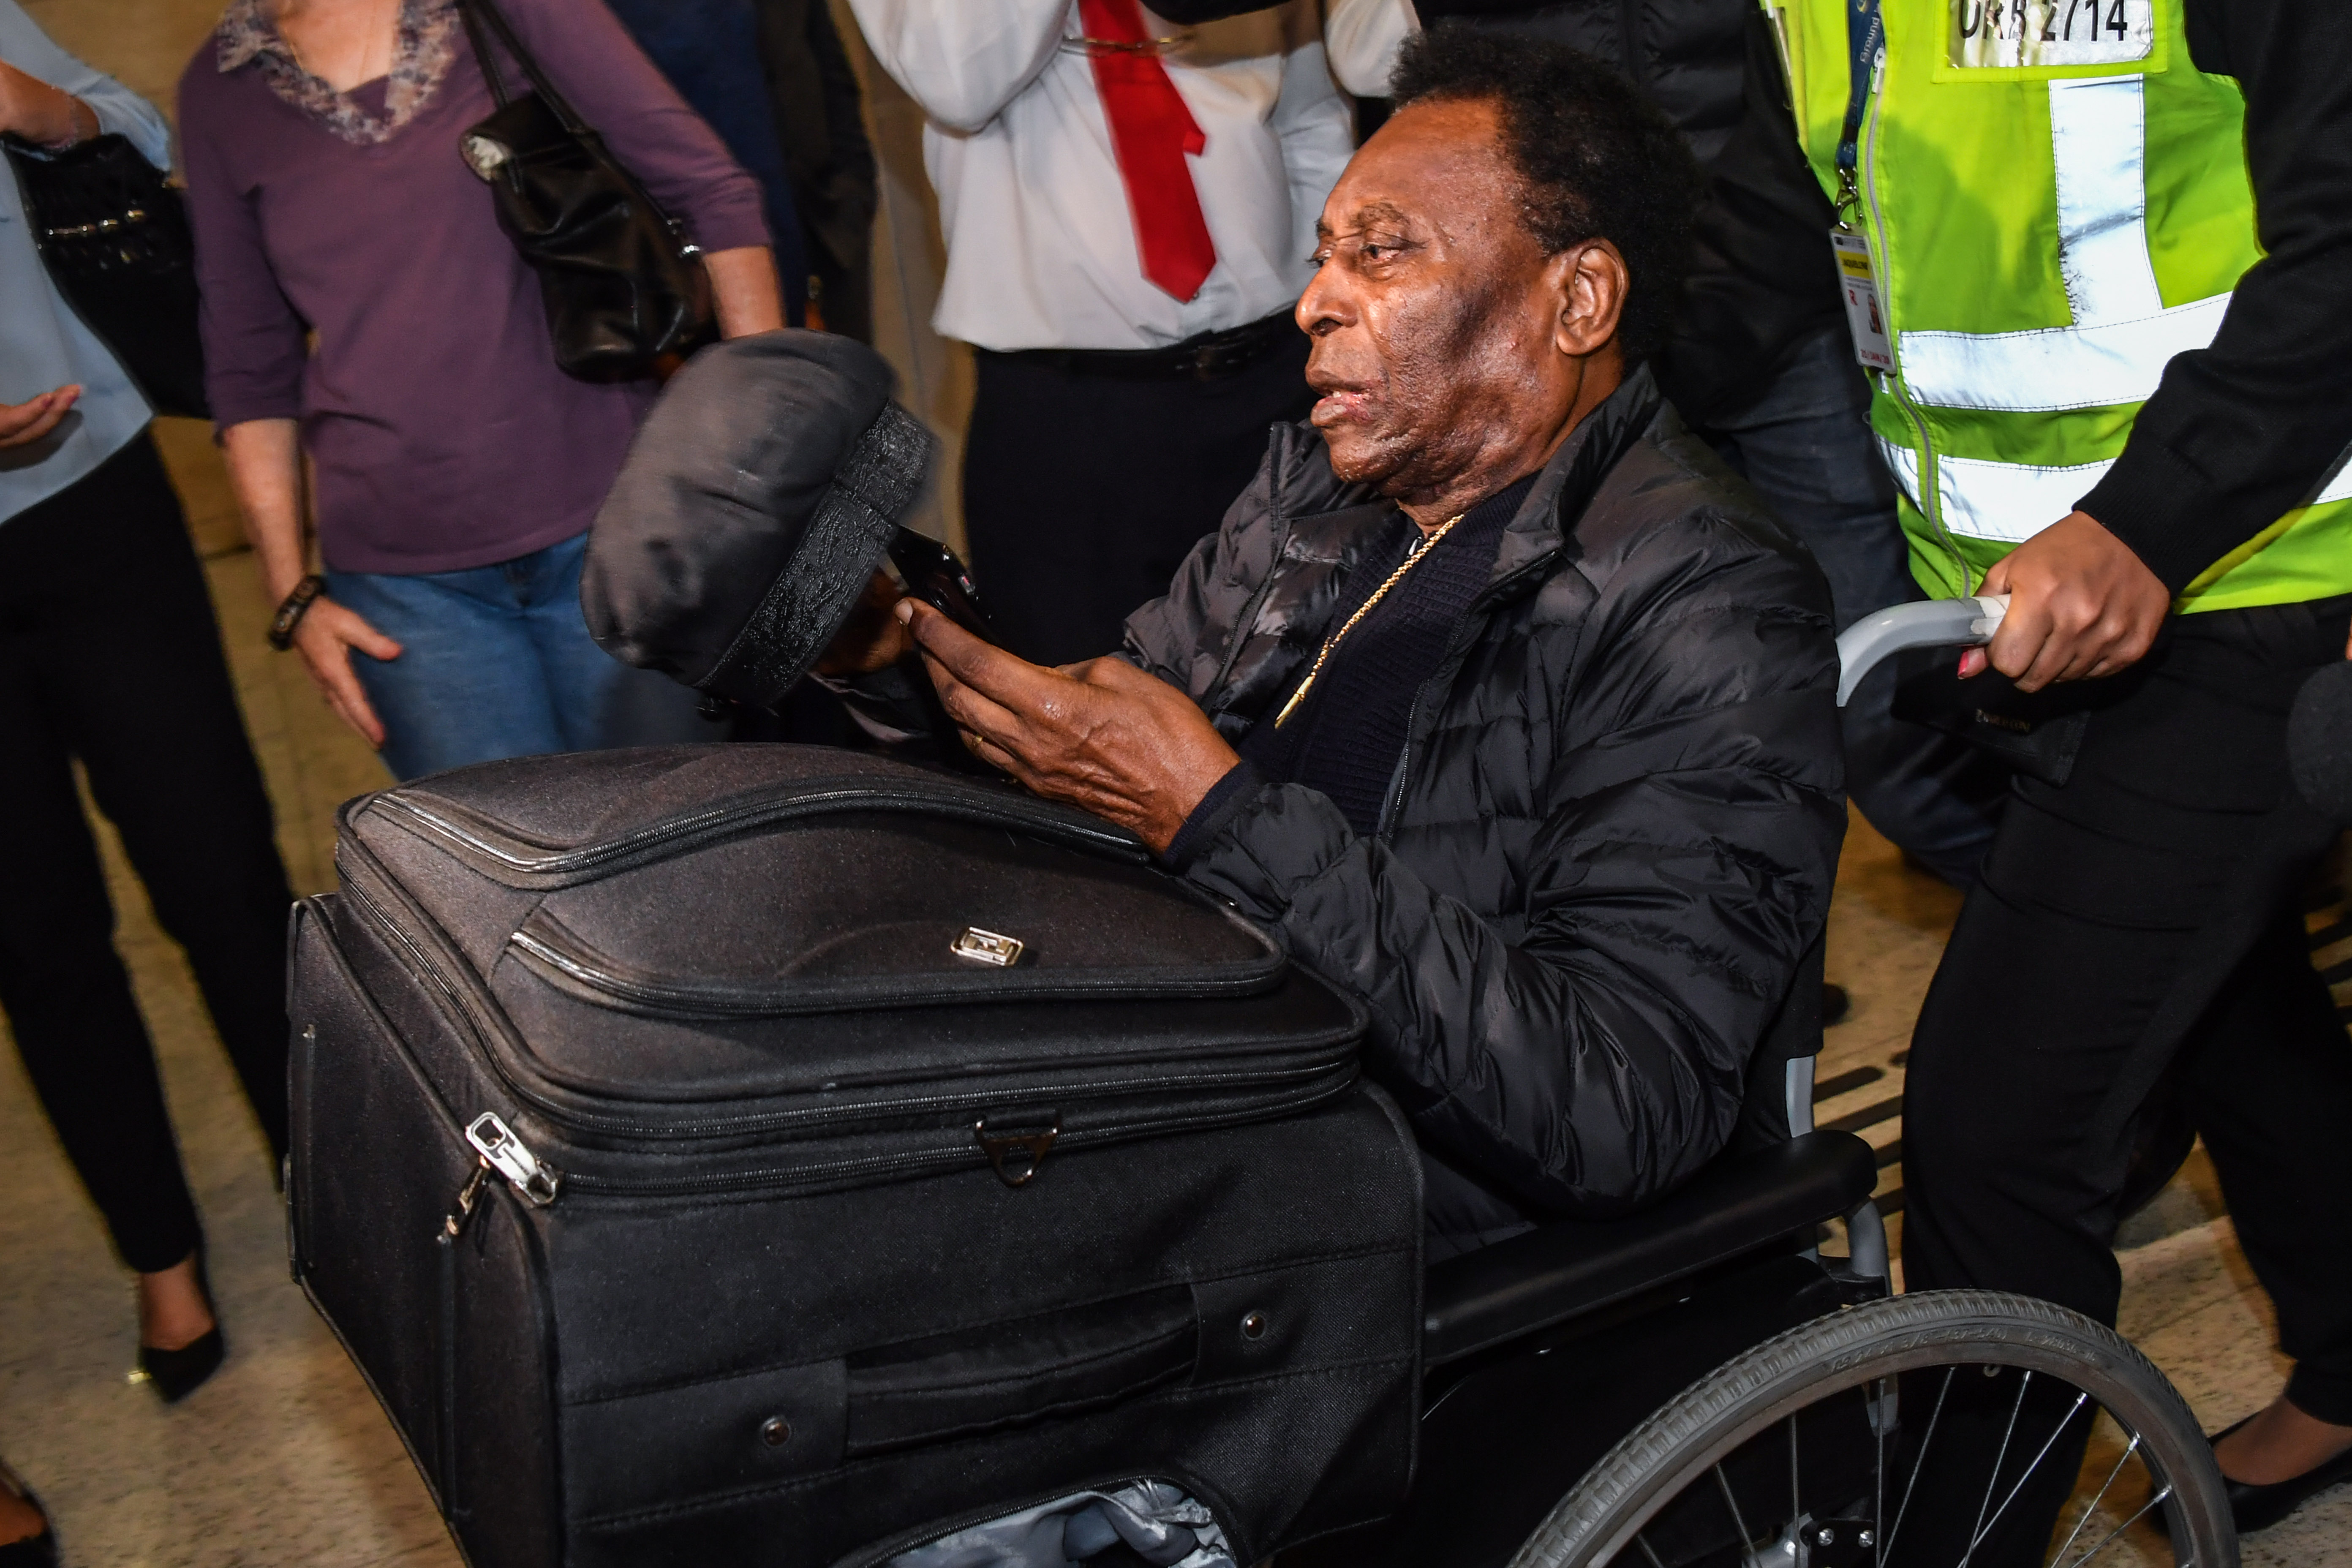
<box><xmin>1507</xmin><ymin>1288</ymin><xmax>2234</xmax><ymax>1568</ymax></box>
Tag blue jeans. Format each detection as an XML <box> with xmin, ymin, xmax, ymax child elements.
<box><xmin>1704</xmin><ymin>328</ymin><xmax>2007</xmax><ymax>886</ymax></box>
<box><xmin>329</xmin><ymin>532</ymin><xmax>710</xmax><ymax>782</ymax></box>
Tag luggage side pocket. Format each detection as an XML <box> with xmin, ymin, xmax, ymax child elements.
<box><xmin>844</xmin><ymin>1285</ymin><xmax>1199</xmax><ymax>1458</ymax></box>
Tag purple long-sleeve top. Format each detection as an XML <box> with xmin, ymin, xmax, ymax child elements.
<box><xmin>179</xmin><ymin>0</ymin><xmax>768</xmax><ymax>575</ymax></box>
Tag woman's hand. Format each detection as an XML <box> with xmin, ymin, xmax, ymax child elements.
<box><xmin>289</xmin><ymin>596</ymin><xmax>403</xmax><ymax>749</ymax></box>
<box><xmin>0</xmin><ymin>386</ymin><xmax>79</xmax><ymax>449</ymax></box>
<box><xmin>0</xmin><ymin>61</ymin><xmax>95</xmax><ymax>147</ymax></box>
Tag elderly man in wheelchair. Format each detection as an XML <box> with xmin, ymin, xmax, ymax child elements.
<box><xmin>291</xmin><ymin>24</ymin><xmax>2246</xmax><ymax>1568</ymax></box>
<box><xmin>798</xmin><ymin>27</ymin><xmax>2237</xmax><ymax>1568</ymax></box>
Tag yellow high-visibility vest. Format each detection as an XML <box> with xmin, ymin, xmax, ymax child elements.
<box><xmin>1767</xmin><ymin>0</ymin><xmax>2352</xmax><ymax>610</ymax></box>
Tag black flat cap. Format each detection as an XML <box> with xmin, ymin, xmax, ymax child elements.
<box><xmin>582</xmin><ymin>330</ymin><xmax>936</xmax><ymax>708</ymax></box>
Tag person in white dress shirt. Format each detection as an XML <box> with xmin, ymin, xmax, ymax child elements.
<box><xmin>848</xmin><ymin>0</ymin><xmax>1416</xmax><ymax>664</ymax></box>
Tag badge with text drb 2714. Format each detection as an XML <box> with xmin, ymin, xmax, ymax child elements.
<box><xmin>1832</xmin><ymin>231</ymin><xmax>1894</xmax><ymax>372</ymax></box>
<box><xmin>1951</xmin><ymin>0</ymin><xmax>2153</xmax><ymax>68</ymax></box>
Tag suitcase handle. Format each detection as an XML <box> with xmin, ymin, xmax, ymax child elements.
<box><xmin>844</xmin><ymin>1284</ymin><xmax>1199</xmax><ymax>1458</ymax></box>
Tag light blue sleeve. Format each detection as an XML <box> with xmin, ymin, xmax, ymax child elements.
<box><xmin>0</xmin><ymin>0</ymin><xmax>172</xmax><ymax>169</ymax></box>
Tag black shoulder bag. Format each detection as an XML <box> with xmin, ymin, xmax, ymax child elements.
<box><xmin>4</xmin><ymin>133</ymin><xmax>209</xmax><ymax>419</ymax></box>
<box><xmin>457</xmin><ymin>0</ymin><xmax>716</xmax><ymax>382</ymax></box>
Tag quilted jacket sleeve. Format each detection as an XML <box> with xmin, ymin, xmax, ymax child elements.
<box><xmin>1174</xmin><ymin>517</ymin><xmax>1845</xmax><ymax>1217</ymax></box>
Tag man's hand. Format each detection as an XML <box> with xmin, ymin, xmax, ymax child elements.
<box><xmin>0</xmin><ymin>386</ymin><xmax>79</xmax><ymax>449</ymax></box>
<box><xmin>1957</xmin><ymin>511</ymin><xmax>2169</xmax><ymax>691</ymax></box>
<box><xmin>290</xmin><ymin>596</ymin><xmax>403</xmax><ymax>749</ymax></box>
<box><xmin>900</xmin><ymin>599</ymin><xmax>1240</xmax><ymax>852</ymax></box>
<box><xmin>814</xmin><ymin>571</ymin><xmax>912</xmax><ymax>677</ymax></box>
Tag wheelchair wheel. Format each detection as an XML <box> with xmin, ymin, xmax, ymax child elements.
<box><xmin>1507</xmin><ymin>1290</ymin><xmax>2233</xmax><ymax>1568</ymax></box>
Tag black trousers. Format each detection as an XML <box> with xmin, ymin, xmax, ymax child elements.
<box><xmin>1894</xmin><ymin>591</ymin><xmax>2352</xmax><ymax>1510</ymax></box>
<box><xmin>0</xmin><ymin>433</ymin><xmax>294</xmax><ymax>1273</ymax></box>
<box><xmin>961</xmin><ymin>333</ymin><xmax>1315</xmax><ymax>667</ymax></box>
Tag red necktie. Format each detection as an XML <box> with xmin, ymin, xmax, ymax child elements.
<box><xmin>1078</xmin><ymin>0</ymin><xmax>1218</xmax><ymax>302</ymax></box>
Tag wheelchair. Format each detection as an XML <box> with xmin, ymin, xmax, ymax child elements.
<box><xmin>1263</xmin><ymin>594</ymin><xmax>2235</xmax><ymax>1568</ymax></box>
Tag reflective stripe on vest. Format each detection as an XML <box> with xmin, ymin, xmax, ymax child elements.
<box><xmin>1878</xmin><ymin>436</ymin><xmax>2352</xmax><ymax>545</ymax></box>
<box><xmin>1898</xmin><ymin>76</ymin><xmax>2232</xmax><ymax>414</ymax></box>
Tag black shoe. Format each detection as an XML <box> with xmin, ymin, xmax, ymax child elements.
<box><xmin>0</xmin><ymin>1461</ymin><xmax>57</xmax><ymax>1568</ymax></box>
<box><xmin>135</xmin><ymin>1244</ymin><xmax>226</xmax><ymax>1404</ymax></box>
<box><xmin>2211</xmin><ymin>1414</ymin><xmax>2352</xmax><ymax>1533</ymax></box>
<box><xmin>137</xmin><ymin>1326</ymin><xmax>226</xmax><ymax>1404</ymax></box>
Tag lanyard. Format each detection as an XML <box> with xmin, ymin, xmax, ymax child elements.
<box><xmin>1834</xmin><ymin>0</ymin><xmax>1885</xmax><ymax>221</ymax></box>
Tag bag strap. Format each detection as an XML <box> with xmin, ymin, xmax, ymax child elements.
<box><xmin>460</xmin><ymin>0</ymin><xmax>593</xmax><ymax>139</ymax></box>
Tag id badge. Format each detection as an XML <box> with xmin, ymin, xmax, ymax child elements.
<box><xmin>1832</xmin><ymin>230</ymin><xmax>1894</xmax><ymax>371</ymax></box>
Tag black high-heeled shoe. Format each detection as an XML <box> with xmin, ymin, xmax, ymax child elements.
<box><xmin>2210</xmin><ymin>1413</ymin><xmax>2352</xmax><ymax>1533</ymax></box>
<box><xmin>133</xmin><ymin>1245</ymin><xmax>226</xmax><ymax>1405</ymax></box>
<box><xmin>0</xmin><ymin>1459</ymin><xmax>57</xmax><ymax>1568</ymax></box>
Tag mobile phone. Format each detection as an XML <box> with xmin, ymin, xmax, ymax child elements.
<box><xmin>886</xmin><ymin>528</ymin><xmax>997</xmax><ymax>645</ymax></box>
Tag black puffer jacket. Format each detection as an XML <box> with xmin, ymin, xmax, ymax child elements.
<box><xmin>1122</xmin><ymin>368</ymin><xmax>1844</xmax><ymax>1251</ymax></box>
<box><xmin>1416</xmin><ymin>0</ymin><xmax>1752</xmax><ymax>169</ymax></box>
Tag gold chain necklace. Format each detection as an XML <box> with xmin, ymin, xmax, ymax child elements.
<box><xmin>1274</xmin><ymin>512</ymin><xmax>1463</xmax><ymax>728</ymax></box>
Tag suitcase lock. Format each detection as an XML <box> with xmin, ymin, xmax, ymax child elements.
<box><xmin>974</xmin><ymin>1113</ymin><xmax>1060</xmax><ymax>1187</ymax></box>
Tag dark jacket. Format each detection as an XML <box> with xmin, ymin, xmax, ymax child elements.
<box><xmin>1121</xmin><ymin>369</ymin><xmax>1845</xmax><ymax>1252</ymax></box>
<box><xmin>1418</xmin><ymin>0</ymin><xmax>1753</xmax><ymax>169</ymax></box>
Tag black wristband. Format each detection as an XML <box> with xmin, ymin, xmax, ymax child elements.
<box><xmin>267</xmin><ymin>574</ymin><xmax>328</xmax><ymax>651</ymax></box>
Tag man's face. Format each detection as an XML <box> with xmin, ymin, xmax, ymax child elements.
<box><xmin>1298</xmin><ymin>97</ymin><xmax>1616</xmax><ymax>504</ymax></box>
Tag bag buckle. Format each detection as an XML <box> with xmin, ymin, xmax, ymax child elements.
<box><xmin>951</xmin><ymin>927</ymin><xmax>1024</xmax><ymax>967</ymax></box>
<box><xmin>974</xmin><ymin>1113</ymin><xmax>1060</xmax><ymax>1188</ymax></box>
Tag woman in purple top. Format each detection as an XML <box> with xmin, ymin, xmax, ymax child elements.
<box><xmin>180</xmin><ymin>0</ymin><xmax>783</xmax><ymax>780</ymax></box>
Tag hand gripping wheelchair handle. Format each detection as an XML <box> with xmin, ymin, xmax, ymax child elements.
<box><xmin>1833</xmin><ymin>594</ymin><xmax>2009</xmax><ymax>707</ymax></box>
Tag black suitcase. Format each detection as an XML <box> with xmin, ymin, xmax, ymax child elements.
<box><xmin>286</xmin><ymin>745</ymin><xmax>1423</xmax><ymax>1568</ymax></box>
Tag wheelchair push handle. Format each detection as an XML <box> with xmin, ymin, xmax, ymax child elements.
<box><xmin>1834</xmin><ymin>594</ymin><xmax>2010</xmax><ymax>707</ymax></box>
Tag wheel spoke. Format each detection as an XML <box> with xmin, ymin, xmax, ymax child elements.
<box><xmin>2058</xmin><ymin>1482</ymin><xmax>2172</xmax><ymax>1568</ymax></box>
<box><xmin>1875</xmin><ymin>1395</ymin><xmax>1887</xmax><ymax>1568</ymax></box>
<box><xmin>2047</xmin><ymin>1432</ymin><xmax>2141</xmax><ymax>1568</ymax></box>
<box><xmin>1714</xmin><ymin>1462</ymin><xmax>1753</xmax><ymax>1551</ymax></box>
<box><xmin>1965</xmin><ymin>1392</ymin><xmax>2089</xmax><ymax>1560</ymax></box>
<box><xmin>1635</xmin><ymin>1531</ymin><xmax>1667</xmax><ymax>1568</ymax></box>
<box><xmin>1883</xmin><ymin>1367</ymin><xmax>1956</xmax><ymax>1565</ymax></box>
<box><xmin>1959</xmin><ymin>1370</ymin><xmax>2035</xmax><ymax>1565</ymax></box>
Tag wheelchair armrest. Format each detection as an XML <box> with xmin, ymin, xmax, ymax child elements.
<box><xmin>1421</xmin><ymin>1131</ymin><xmax>1879</xmax><ymax>1367</ymax></box>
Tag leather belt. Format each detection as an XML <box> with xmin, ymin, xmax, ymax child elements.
<box><xmin>989</xmin><ymin>309</ymin><xmax>1301</xmax><ymax>382</ymax></box>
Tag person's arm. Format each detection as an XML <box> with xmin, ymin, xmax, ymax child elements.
<box><xmin>179</xmin><ymin>66</ymin><xmax>400</xmax><ymax>746</ymax></box>
<box><xmin>0</xmin><ymin>2</ymin><xmax>169</xmax><ymax>164</ymax></box>
<box><xmin>906</xmin><ymin>528</ymin><xmax>1846</xmax><ymax>1217</ymax></box>
<box><xmin>842</xmin><ymin>0</ymin><xmax>1070</xmax><ymax>134</ymax></box>
<box><xmin>220</xmin><ymin>419</ymin><xmax>401</xmax><ymax>746</ymax></box>
<box><xmin>501</xmin><ymin>0</ymin><xmax>781</xmax><ymax>335</ymax></box>
<box><xmin>1320</xmin><ymin>0</ymin><xmax>1416</xmax><ymax>98</ymax></box>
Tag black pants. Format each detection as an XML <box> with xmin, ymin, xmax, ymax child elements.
<box><xmin>961</xmin><ymin>332</ymin><xmax>1315</xmax><ymax>667</ymax></box>
<box><xmin>0</xmin><ymin>433</ymin><xmax>294</xmax><ymax>1273</ymax></box>
<box><xmin>1896</xmin><ymin>593</ymin><xmax>2352</xmax><ymax>1554</ymax></box>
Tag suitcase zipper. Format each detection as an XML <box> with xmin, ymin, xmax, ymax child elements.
<box><xmin>333</xmin><ymin>873</ymin><xmax>1357</xmax><ymax>1208</ymax></box>
<box><xmin>343</xmin><ymin>851</ymin><xmax>1351</xmax><ymax>1143</ymax></box>
<box><xmin>371</xmin><ymin>776</ymin><xmax>1146</xmax><ymax>883</ymax></box>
